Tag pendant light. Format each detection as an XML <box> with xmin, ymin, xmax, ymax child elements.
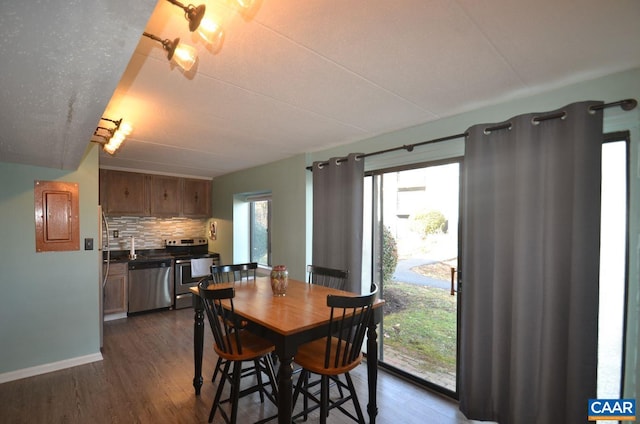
<box><xmin>92</xmin><ymin>118</ymin><xmax>132</xmax><ymax>155</ymax></box>
<box><xmin>142</xmin><ymin>32</ymin><xmax>198</xmax><ymax>72</ymax></box>
<box><xmin>165</xmin><ymin>0</ymin><xmax>224</xmax><ymax>46</ymax></box>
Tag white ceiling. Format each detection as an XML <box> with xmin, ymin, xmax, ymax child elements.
<box><xmin>1</xmin><ymin>0</ymin><xmax>639</xmax><ymax>179</ymax></box>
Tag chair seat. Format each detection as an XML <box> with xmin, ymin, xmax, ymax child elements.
<box><xmin>295</xmin><ymin>337</ymin><xmax>363</xmax><ymax>376</ymax></box>
<box><xmin>214</xmin><ymin>330</ymin><xmax>275</xmax><ymax>362</ymax></box>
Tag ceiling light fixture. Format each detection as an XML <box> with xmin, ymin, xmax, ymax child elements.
<box><xmin>236</xmin><ymin>0</ymin><xmax>256</xmax><ymax>10</ymax></box>
<box><xmin>91</xmin><ymin>118</ymin><xmax>132</xmax><ymax>155</ymax></box>
<box><xmin>142</xmin><ymin>31</ymin><xmax>198</xmax><ymax>71</ymax></box>
<box><xmin>165</xmin><ymin>0</ymin><xmax>224</xmax><ymax>46</ymax></box>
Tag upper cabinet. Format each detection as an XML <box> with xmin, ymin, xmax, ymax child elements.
<box><xmin>182</xmin><ymin>178</ymin><xmax>211</xmax><ymax>218</ymax></box>
<box><xmin>100</xmin><ymin>170</ymin><xmax>147</xmax><ymax>216</ymax></box>
<box><xmin>149</xmin><ymin>175</ymin><xmax>181</xmax><ymax>217</ymax></box>
<box><xmin>100</xmin><ymin>170</ymin><xmax>211</xmax><ymax>218</ymax></box>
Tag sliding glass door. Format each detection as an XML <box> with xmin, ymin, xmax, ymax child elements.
<box><xmin>367</xmin><ymin>159</ymin><xmax>461</xmax><ymax>396</ymax></box>
<box><xmin>363</xmin><ymin>134</ymin><xmax>628</xmax><ymax>400</ymax></box>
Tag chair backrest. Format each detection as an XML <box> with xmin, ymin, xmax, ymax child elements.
<box><xmin>323</xmin><ymin>284</ymin><xmax>378</xmax><ymax>370</ymax></box>
<box><xmin>307</xmin><ymin>264</ymin><xmax>349</xmax><ymax>290</ymax></box>
<box><xmin>210</xmin><ymin>262</ymin><xmax>258</xmax><ymax>283</ymax></box>
<box><xmin>198</xmin><ymin>278</ymin><xmax>244</xmax><ymax>356</ymax></box>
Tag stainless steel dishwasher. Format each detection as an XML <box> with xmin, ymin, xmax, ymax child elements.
<box><xmin>128</xmin><ymin>259</ymin><xmax>173</xmax><ymax>314</ymax></box>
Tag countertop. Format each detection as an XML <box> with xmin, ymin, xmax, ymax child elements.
<box><xmin>103</xmin><ymin>249</ymin><xmax>219</xmax><ymax>264</ymax></box>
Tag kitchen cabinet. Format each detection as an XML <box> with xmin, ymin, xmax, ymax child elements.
<box><xmin>100</xmin><ymin>170</ymin><xmax>147</xmax><ymax>216</ymax></box>
<box><xmin>149</xmin><ymin>175</ymin><xmax>181</xmax><ymax>217</ymax></box>
<box><xmin>104</xmin><ymin>262</ymin><xmax>127</xmax><ymax>316</ymax></box>
<box><xmin>182</xmin><ymin>178</ymin><xmax>211</xmax><ymax>217</ymax></box>
<box><xmin>100</xmin><ymin>170</ymin><xmax>211</xmax><ymax>218</ymax></box>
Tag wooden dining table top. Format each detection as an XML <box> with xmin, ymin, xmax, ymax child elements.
<box><xmin>190</xmin><ymin>276</ymin><xmax>383</xmax><ymax>336</ymax></box>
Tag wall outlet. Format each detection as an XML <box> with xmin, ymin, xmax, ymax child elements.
<box><xmin>84</xmin><ymin>238</ymin><xmax>94</xmax><ymax>250</ymax></box>
<box><xmin>113</xmin><ymin>230</ymin><xmax>119</xmax><ymax>238</ymax></box>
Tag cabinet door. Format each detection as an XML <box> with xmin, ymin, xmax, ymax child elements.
<box><xmin>149</xmin><ymin>175</ymin><xmax>181</xmax><ymax>217</ymax></box>
<box><xmin>101</xmin><ymin>170</ymin><xmax>147</xmax><ymax>216</ymax></box>
<box><xmin>104</xmin><ymin>263</ymin><xmax>127</xmax><ymax>315</ymax></box>
<box><xmin>182</xmin><ymin>179</ymin><xmax>211</xmax><ymax>217</ymax></box>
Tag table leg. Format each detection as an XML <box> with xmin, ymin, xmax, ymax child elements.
<box><xmin>277</xmin><ymin>353</ymin><xmax>294</xmax><ymax>424</ymax></box>
<box><xmin>367</xmin><ymin>320</ymin><xmax>379</xmax><ymax>424</ymax></box>
<box><xmin>193</xmin><ymin>295</ymin><xmax>204</xmax><ymax>395</ymax></box>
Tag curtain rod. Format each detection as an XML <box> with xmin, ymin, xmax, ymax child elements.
<box><xmin>306</xmin><ymin>98</ymin><xmax>637</xmax><ymax>171</ymax></box>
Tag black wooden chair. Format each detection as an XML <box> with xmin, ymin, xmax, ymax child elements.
<box><xmin>292</xmin><ymin>284</ymin><xmax>378</xmax><ymax>423</ymax></box>
<box><xmin>198</xmin><ymin>279</ymin><xmax>278</xmax><ymax>424</ymax></box>
<box><xmin>211</xmin><ymin>262</ymin><xmax>258</xmax><ymax>283</ymax></box>
<box><xmin>307</xmin><ymin>264</ymin><xmax>349</xmax><ymax>290</ymax></box>
<box><xmin>300</xmin><ymin>264</ymin><xmax>351</xmax><ymax>404</ymax></box>
<box><xmin>207</xmin><ymin>262</ymin><xmax>259</xmax><ymax>383</ymax></box>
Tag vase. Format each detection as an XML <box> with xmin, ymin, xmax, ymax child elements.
<box><xmin>270</xmin><ymin>265</ymin><xmax>288</xmax><ymax>296</ymax></box>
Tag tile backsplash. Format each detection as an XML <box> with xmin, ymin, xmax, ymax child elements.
<box><xmin>103</xmin><ymin>216</ymin><xmax>208</xmax><ymax>251</ymax></box>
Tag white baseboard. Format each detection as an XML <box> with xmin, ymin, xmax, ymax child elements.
<box><xmin>0</xmin><ymin>352</ymin><xmax>103</xmax><ymax>384</ymax></box>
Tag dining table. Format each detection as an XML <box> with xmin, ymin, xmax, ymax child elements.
<box><xmin>190</xmin><ymin>276</ymin><xmax>384</xmax><ymax>424</ymax></box>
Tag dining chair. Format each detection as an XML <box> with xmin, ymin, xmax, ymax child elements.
<box><xmin>307</xmin><ymin>264</ymin><xmax>349</xmax><ymax>290</ymax></box>
<box><xmin>292</xmin><ymin>284</ymin><xmax>378</xmax><ymax>424</ymax></box>
<box><xmin>205</xmin><ymin>263</ymin><xmax>264</xmax><ymax>390</ymax></box>
<box><xmin>198</xmin><ymin>279</ymin><xmax>278</xmax><ymax>424</ymax></box>
<box><xmin>301</xmin><ymin>264</ymin><xmax>351</xmax><ymax>403</ymax></box>
<box><xmin>211</xmin><ymin>262</ymin><xmax>258</xmax><ymax>283</ymax></box>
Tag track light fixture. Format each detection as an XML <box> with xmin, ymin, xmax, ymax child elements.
<box><xmin>142</xmin><ymin>31</ymin><xmax>198</xmax><ymax>71</ymax></box>
<box><xmin>166</xmin><ymin>0</ymin><xmax>206</xmax><ymax>31</ymax></box>
<box><xmin>165</xmin><ymin>0</ymin><xmax>224</xmax><ymax>46</ymax></box>
<box><xmin>91</xmin><ymin>118</ymin><xmax>132</xmax><ymax>155</ymax></box>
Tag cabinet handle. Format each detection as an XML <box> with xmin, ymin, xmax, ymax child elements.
<box><xmin>124</xmin><ymin>188</ymin><xmax>129</xmax><ymax>197</ymax></box>
<box><xmin>194</xmin><ymin>192</ymin><xmax>199</xmax><ymax>203</ymax></box>
<box><xmin>163</xmin><ymin>190</ymin><xmax>168</xmax><ymax>200</ymax></box>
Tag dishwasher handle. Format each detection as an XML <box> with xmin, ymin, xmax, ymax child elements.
<box><xmin>128</xmin><ymin>260</ymin><xmax>172</xmax><ymax>271</ymax></box>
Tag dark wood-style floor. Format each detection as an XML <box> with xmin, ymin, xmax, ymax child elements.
<box><xmin>0</xmin><ymin>308</ymin><xmax>472</xmax><ymax>423</ymax></box>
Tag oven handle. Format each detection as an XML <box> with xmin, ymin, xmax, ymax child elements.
<box><xmin>175</xmin><ymin>259</ymin><xmax>191</xmax><ymax>265</ymax></box>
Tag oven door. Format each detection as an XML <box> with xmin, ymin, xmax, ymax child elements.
<box><xmin>175</xmin><ymin>260</ymin><xmax>196</xmax><ymax>309</ymax></box>
<box><xmin>174</xmin><ymin>258</ymin><xmax>219</xmax><ymax>309</ymax></box>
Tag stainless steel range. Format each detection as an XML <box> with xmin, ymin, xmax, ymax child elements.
<box><xmin>166</xmin><ymin>238</ymin><xmax>220</xmax><ymax>309</ymax></box>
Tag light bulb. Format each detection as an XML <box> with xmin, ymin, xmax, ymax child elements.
<box><xmin>111</xmin><ymin>132</ymin><xmax>125</xmax><ymax>146</ymax></box>
<box><xmin>103</xmin><ymin>143</ymin><xmax>118</xmax><ymax>155</ymax></box>
<box><xmin>172</xmin><ymin>41</ymin><xmax>198</xmax><ymax>71</ymax></box>
<box><xmin>119</xmin><ymin>122</ymin><xmax>133</xmax><ymax>135</ymax></box>
<box><xmin>236</xmin><ymin>0</ymin><xmax>255</xmax><ymax>9</ymax></box>
<box><xmin>197</xmin><ymin>17</ymin><xmax>224</xmax><ymax>46</ymax></box>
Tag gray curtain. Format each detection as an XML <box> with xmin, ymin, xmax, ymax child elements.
<box><xmin>459</xmin><ymin>101</ymin><xmax>603</xmax><ymax>424</ymax></box>
<box><xmin>312</xmin><ymin>153</ymin><xmax>364</xmax><ymax>293</ymax></box>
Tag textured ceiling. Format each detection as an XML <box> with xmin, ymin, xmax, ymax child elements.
<box><xmin>1</xmin><ymin>0</ymin><xmax>639</xmax><ymax>178</ymax></box>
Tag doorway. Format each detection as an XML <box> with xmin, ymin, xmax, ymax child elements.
<box><xmin>367</xmin><ymin>159</ymin><xmax>461</xmax><ymax>396</ymax></box>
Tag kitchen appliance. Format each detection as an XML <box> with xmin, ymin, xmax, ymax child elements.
<box><xmin>128</xmin><ymin>259</ymin><xmax>173</xmax><ymax>314</ymax></box>
<box><xmin>98</xmin><ymin>205</ymin><xmax>110</xmax><ymax>348</ymax></box>
<box><xmin>168</xmin><ymin>238</ymin><xmax>220</xmax><ymax>309</ymax></box>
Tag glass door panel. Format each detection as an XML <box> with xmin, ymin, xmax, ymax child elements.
<box><xmin>370</xmin><ymin>160</ymin><xmax>461</xmax><ymax>395</ymax></box>
<box><xmin>597</xmin><ymin>140</ymin><xmax>628</xmax><ymax>401</ymax></box>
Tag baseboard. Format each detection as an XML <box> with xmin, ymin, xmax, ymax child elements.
<box><xmin>104</xmin><ymin>312</ymin><xmax>127</xmax><ymax>321</ymax></box>
<box><xmin>0</xmin><ymin>352</ymin><xmax>103</xmax><ymax>384</ymax></box>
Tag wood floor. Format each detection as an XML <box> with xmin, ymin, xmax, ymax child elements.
<box><xmin>0</xmin><ymin>308</ymin><xmax>473</xmax><ymax>423</ymax></box>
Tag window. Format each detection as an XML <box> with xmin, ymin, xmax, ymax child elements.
<box><xmin>249</xmin><ymin>198</ymin><xmax>271</xmax><ymax>266</ymax></box>
<box><xmin>597</xmin><ymin>135</ymin><xmax>629</xmax><ymax>399</ymax></box>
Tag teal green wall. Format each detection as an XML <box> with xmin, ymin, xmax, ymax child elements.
<box><xmin>0</xmin><ymin>145</ymin><xmax>100</xmax><ymax>374</ymax></box>
<box><xmin>211</xmin><ymin>68</ymin><xmax>640</xmax><ymax>398</ymax></box>
<box><xmin>210</xmin><ymin>154</ymin><xmax>310</xmax><ymax>280</ymax></box>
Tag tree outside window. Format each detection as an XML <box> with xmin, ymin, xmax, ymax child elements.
<box><xmin>250</xmin><ymin>199</ymin><xmax>271</xmax><ymax>266</ymax></box>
